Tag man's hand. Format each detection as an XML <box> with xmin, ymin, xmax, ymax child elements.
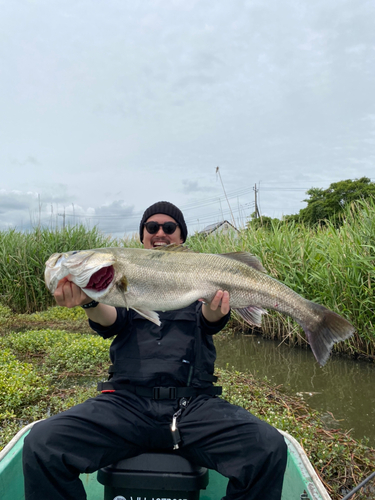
<box><xmin>201</xmin><ymin>290</ymin><xmax>230</xmax><ymax>323</ymax></box>
<box><xmin>54</xmin><ymin>277</ymin><xmax>117</xmax><ymax>326</ymax></box>
<box><xmin>54</xmin><ymin>277</ymin><xmax>91</xmax><ymax>308</ymax></box>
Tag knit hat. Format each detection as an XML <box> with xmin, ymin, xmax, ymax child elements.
<box><xmin>139</xmin><ymin>201</ymin><xmax>188</xmax><ymax>243</ymax></box>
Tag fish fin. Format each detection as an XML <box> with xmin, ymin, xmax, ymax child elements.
<box><xmin>131</xmin><ymin>307</ymin><xmax>161</xmax><ymax>326</ymax></box>
<box><xmin>234</xmin><ymin>306</ymin><xmax>267</xmax><ymax>327</ymax></box>
<box><xmin>219</xmin><ymin>252</ymin><xmax>267</xmax><ymax>273</ymax></box>
<box><xmin>298</xmin><ymin>303</ymin><xmax>355</xmax><ymax>367</ymax></box>
<box><xmin>151</xmin><ymin>244</ymin><xmax>195</xmax><ymax>253</ymax></box>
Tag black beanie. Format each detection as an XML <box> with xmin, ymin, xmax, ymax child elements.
<box><xmin>139</xmin><ymin>201</ymin><xmax>188</xmax><ymax>243</ymax></box>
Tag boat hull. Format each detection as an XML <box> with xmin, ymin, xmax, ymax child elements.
<box><xmin>0</xmin><ymin>422</ymin><xmax>331</xmax><ymax>500</ymax></box>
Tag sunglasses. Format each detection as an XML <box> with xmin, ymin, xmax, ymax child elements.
<box><xmin>144</xmin><ymin>221</ymin><xmax>179</xmax><ymax>235</ymax></box>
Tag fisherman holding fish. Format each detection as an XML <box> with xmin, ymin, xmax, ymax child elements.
<box><xmin>23</xmin><ymin>201</ymin><xmax>290</xmax><ymax>499</ymax></box>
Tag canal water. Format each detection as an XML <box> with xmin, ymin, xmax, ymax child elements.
<box><xmin>214</xmin><ymin>334</ymin><xmax>375</xmax><ymax>447</ymax></box>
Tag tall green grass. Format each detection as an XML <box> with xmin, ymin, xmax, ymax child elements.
<box><xmin>0</xmin><ymin>200</ymin><xmax>374</xmax><ymax>356</ymax></box>
<box><xmin>0</xmin><ymin>225</ymin><xmax>118</xmax><ymax>313</ymax></box>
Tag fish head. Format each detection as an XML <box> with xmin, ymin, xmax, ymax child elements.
<box><xmin>45</xmin><ymin>249</ymin><xmax>117</xmax><ymax>299</ymax></box>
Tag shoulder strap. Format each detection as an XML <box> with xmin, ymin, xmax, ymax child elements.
<box><xmin>193</xmin><ymin>303</ymin><xmax>218</xmax><ymax>384</ymax></box>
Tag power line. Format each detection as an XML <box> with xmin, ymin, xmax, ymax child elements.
<box><xmin>56</xmin><ymin>186</ymin><xmax>256</xmax><ymax>220</ymax></box>
<box><xmin>14</xmin><ymin>177</ymin><xmax>373</xmax><ymax>234</ymax></box>
<box><xmin>54</xmin><ymin>185</ymin><xmax>309</xmax><ymax>223</ymax></box>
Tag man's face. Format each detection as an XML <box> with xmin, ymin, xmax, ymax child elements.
<box><xmin>143</xmin><ymin>213</ymin><xmax>183</xmax><ymax>249</ymax></box>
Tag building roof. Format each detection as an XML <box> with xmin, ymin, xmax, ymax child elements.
<box><xmin>199</xmin><ymin>220</ymin><xmax>238</xmax><ymax>235</ymax></box>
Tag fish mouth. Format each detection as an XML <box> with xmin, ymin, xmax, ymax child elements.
<box><xmin>83</xmin><ymin>265</ymin><xmax>115</xmax><ymax>292</ymax></box>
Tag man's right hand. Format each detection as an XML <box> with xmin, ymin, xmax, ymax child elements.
<box><xmin>54</xmin><ymin>277</ymin><xmax>118</xmax><ymax>327</ymax></box>
<box><xmin>54</xmin><ymin>277</ymin><xmax>91</xmax><ymax>308</ymax></box>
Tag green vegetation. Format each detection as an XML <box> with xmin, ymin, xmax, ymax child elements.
<box><xmin>0</xmin><ymin>225</ymin><xmax>115</xmax><ymax>313</ymax></box>
<box><xmin>0</xmin><ymin>320</ymin><xmax>108</xmax><ymax>448</ymax></box>
<box><xmin>0</xmin><ymin>315</ymin><xmax>374</xmax><ymax>499</ymax></box>
<box><xmin>0</xmin><ymin>304</ymin><xmax>92</xmax><ymax>335</ymax></box>
<box><xmin>1</xmin><ymin>329</ymin><xmax>111</xmax><ymax>374</ymax></box>
<box><xmin>0</xmin><ymin>349</ymin><xmax>49</xmax><ymax>420</ymax></box>
<box><xmin>285</xmin><ymin>177</ymin><xmax>375</xmax><ymax>226</ymax></box>
<box><xmin>246</xmin><ymin>178</ymin><xmax>375</xmax><ymax>229</ymax></box>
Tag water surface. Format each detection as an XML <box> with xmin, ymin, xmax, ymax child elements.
<box><xmin>215</xmin><ymin>334</ymin><xmax>375</xmax><ymax>446</ymax></box>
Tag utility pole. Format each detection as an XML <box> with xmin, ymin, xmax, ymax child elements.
<box><xmin>58</xmin><ymin>209</ymin><xmax>66</xmax><ymax>230</ymax></box>
<box><xmin>253</xmin><ymin>184</ymin><xmax>261</xmax><ymax>219</ymax></box>
<box><xmin>38</xmin><ymin>193</ymin><xmax>42</xmax><ymax>229</ymax></box>
<box><xmin>216</xmin><ymin>166</ymin><xmax>236</xmax><ymax>227</ymax></box>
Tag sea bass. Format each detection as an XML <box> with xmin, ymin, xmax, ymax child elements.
<box><xmin>45</xmin><ymin>245</ymin><xmax>355</xmax><ymax>366</ymax></box>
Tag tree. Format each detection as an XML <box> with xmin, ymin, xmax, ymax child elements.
<box><xmin>246</xmin><ymin>212</ymin><xmax>279</xmax><ymax>230</ymax></box>
<box><xmin>286</xmin><ymin>177</ymin><xmax>375</xmax><ymax>226</ymax></box>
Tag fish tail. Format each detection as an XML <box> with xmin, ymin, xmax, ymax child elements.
<box><xmin>299</xmin><ymin>303</ymin><xmax>355</xmax><ymax>367</ymax></box>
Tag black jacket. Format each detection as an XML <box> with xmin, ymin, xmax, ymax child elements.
<box><xmin>90</xmin><ymin>302</ymin><xmax>230</xmax><ymax>389</ymax></box>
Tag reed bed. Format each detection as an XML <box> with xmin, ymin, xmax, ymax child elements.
<box><xmin>0</xmin><ymin>199</ymin><xmax>374</xmax><ymax>356</ymax></box>
<box><xmin>0</xmin><ymin>225</ymin><xmax>116</xmax><ymax>313</ymax></box>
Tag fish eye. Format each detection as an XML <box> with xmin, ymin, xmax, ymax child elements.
<box><xmin>46</xmin><ymin>253</ymin><xmax>63</xmax><ymax>267</ymax></box>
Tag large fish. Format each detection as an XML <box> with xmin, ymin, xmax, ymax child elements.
<box><xmin>45</xmin><ymin>245</ymin><xmax>355</xmax><ymax>366</ymax></box>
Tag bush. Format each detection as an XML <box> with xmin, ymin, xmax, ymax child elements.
<box><xmin>28</xmin><ymin>306</ymin><xmax>87</xmax><ymax>322</ymax></box>
<box><xmin>1</xmin><ymin>329</ymin><xmax>111</xmax><ymax>373</ymax></box>
<box><xmin>0</xmin><ymin>350</ymin><xmax>49</xmax><ymax>420</ymax></box>
<box><xmin>48</xmin><ymin>334</ymin><xmax>111</xmax><ymax>372</ymax></box>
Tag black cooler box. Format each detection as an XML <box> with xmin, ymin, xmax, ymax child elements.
<box><xmin>97</xmin><ymin>452</ymin><xmax>209</xmax><ymax>500</ymax></box>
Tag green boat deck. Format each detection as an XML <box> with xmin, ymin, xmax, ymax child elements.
<box><xmin>0</xmin><ymin>423</ymin><xmax>331</xmax><ymax>500</ymax></box>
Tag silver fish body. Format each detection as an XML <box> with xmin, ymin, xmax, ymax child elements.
<box><xmin>45</xmin><ymin>246</ymin><xmax>355</xmax><ymax>366</ymax></box>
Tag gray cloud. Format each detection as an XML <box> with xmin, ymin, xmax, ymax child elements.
<box><xmin>10</xmin><ymin>156</ymin><xmax>40</xmax><ymax>166</ymax></box>
<box><xmin>0</xmin><ymin>0</ymin><xmax>374</xmax><ymax>233</ymax></box>
<box><xmin>80</xmin><ymin>201</ymin><xmax>139</xmax><ymax>237</ymax></box>
<box><xmin>181</xmin><ymin>180</ymin><xmax>214</xmax><ymax>194</ymax></box>
<box><xmin>95</xmin><ymin>201</ymin><xmax>136</xmax><ymax>217</ymax></box>
<box><xmin>0</xmin><ymin>191</ymin><xmax>34</xmax><ymax>213</ymax></box>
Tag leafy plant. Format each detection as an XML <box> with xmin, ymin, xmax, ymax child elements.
<box><xmin>1</xmin><ymin>329</ymin><xmax>111</xmax><ymax>373</ymax></box>
<box><xmin>0</xmin><ymin>350</ymin><xmax>49</xmax><ymax>420</ymax></box>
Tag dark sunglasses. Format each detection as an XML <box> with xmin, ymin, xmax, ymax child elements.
<box><xmin>144</xmin><ymin>221</ymin><xmax>179</xmax><ymax>235</ymax></box>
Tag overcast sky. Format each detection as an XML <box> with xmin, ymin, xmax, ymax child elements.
<box><xmin>1</xmin><ymin>0</ymin><xmax>374</xmax><ymax>238</ymax></box>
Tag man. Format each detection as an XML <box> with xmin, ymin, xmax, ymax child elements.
<box><xmin>23</xmin><ymin>201</ymin><xmax>287</xmax><ymax>500</ymax></box>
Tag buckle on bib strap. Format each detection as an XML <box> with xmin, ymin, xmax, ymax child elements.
<box><xmin>152</xmin><ymin>386</ymin><xmax>177</xmax><ymax>400</ymax></box>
